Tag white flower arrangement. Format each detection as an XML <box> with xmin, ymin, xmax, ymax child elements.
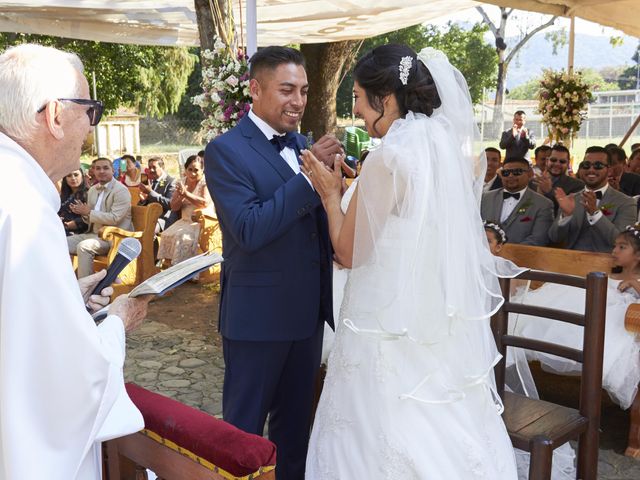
<box><xmin>193</xmin><ymin>37</ymin><xmax>251</xmax><ymax>142</ymax></box>
<box><xmin>536</xmin><ymin>69</ymin><xmax>592</xmax><ymax>143</ymax></box>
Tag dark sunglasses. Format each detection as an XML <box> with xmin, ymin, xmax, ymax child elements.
<box><xmin>37</xmin><ymin>98</ymin><xmax>104</xmax><ymax>126</ymax></box>
<box><xmin>501</xmin><ymin>168</ymin><xmax>526</xmax><ymax>177</ymax></box>
<box><xmin>578</xmin><ymin>161</ymin><xmax>608</xmax><ymax>170</ymax></box>
<box><xmin>548</xmin><ymin>157</ymin><xmax>568</xmax><ymax>164</ymax></box>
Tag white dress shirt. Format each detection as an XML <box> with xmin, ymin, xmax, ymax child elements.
<box><xmin>500</xmin><ymin>187</ymin><xmax>528</xmax><ymax>223</ymax></box>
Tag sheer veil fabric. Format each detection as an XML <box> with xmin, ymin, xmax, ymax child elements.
<box><xmin>306</xmin><ymin>48</ymin><xmax>521</xmax><ymax>479</ymax></box>
<box><xmin>347</xmin><ymin>48</ymin><xmax>523</xmax><ymax>403</ymax></box>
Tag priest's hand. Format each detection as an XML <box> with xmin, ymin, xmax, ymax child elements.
<box><xmin>79</xmin><ymin>269</ymin><xmax>114</xmax><ymax>313</ymax></box>
<box><xmin>108</xmin><ymin>294</ymin><xmax>151</xmax><ymax>332</ymax></box>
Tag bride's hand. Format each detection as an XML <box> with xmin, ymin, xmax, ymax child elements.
<box><xmin>300</xmin><ymin>150</ymin><xmax>343</xmax><ymax>202</ymax></box>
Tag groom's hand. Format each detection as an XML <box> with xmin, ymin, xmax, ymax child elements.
<box><xmin>311</xmin><ymin>134</ymin><xmax>344</xmax><ymax>169</ymax></box>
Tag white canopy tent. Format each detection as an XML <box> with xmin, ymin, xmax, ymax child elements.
<box><xmin>0</xmin><ymin>1</ymin><xmax>636</xmax><ymax>49</ymax></box>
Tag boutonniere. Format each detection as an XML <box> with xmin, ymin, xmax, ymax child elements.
<box><xmin>158</xmin><ymin>180</ymin><xmax>166</xmax><ymax>188</ymax></box>
<box><xmin>600</xmin><ymin>203</ymin><xmax>615</xmax><ymax>216</ymax></box>
<box><xmin>520</xmin><ymin>216</ymin><xmax>533</xmax><ymax>222</ymax></box>
<box><xmin>516</xmin><ymin>200</ymin><xmax>533</xmax><ymax>215</ymax></box>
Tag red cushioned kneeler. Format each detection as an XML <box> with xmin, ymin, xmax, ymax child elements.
<box><xmin>103</xmin><ymin>383</ymin><xmax>276</xmax><ymax>480</ymax></box>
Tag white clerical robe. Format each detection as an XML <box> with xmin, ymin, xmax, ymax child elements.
<box><xmin>0</xmin><ymin>132</ymin><xmax>143</xmax><ymax>479</ymax></box>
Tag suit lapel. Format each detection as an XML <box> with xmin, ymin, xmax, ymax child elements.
<box><xmin>241</xmin><ymin>116</ymin><xmax>296</xmax><ymax>182</ymax></box>
<box><xmin>492</xmin><ymin>190</ymin><xmax>504</xmax><ymax>223</ymax></box>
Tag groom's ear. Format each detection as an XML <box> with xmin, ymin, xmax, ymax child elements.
<box><xmin>249</xmin><ymin>78</ymin><xmax>261</xmax><ymax>101</ymax></box>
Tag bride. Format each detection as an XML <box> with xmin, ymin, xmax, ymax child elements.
<box><xmin>300</xmin><ymin>45</ymin><xmax>518</xmax><ymax>479</ymax></box>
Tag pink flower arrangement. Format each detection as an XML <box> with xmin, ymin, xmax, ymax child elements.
<box><xmin>536</xmin><ymin>69</ymin><xmax>592</xmax><ymax>144</ymax></box>
<box><xmin>192</xmin><ymin>37</ymin><xmax>252</xmax><ymax>142</ymax></box>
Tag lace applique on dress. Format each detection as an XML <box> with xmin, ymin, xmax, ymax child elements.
<box><xmin>377</xmin><ymin>433</ymin><xmax>419</xmax><ymax>480</ymax></box>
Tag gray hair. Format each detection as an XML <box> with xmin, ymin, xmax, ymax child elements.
<box><xmin>0</xmin><ymin>44</ymin><xmax>84</xmax><ymax>141</ymax></box>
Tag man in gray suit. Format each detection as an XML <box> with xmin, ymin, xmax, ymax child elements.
<box><xmin>535</xmin><ymin>144</ymin><xmax>584</xmax><ymax>215</ymax></box>
<box><xmin>67</xmin><ymin>157</ymin><xmax>133</xmax><ymax>277</ymax></box>
<box><xmin>549</xmin><ymin>146</ymin><xmax>637</xmax><ymax>253</ymax></box>
<box><xmin>481</xmin><ymin>157</ymin><xmax>553</xmax><ymax>246</ymax></box>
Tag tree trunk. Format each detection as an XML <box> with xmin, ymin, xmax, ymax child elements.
<box><xmin>493</xmin><ymin>54</ymin><xmax>508</xmax><ymax>137</ymax></box>
<box><xmin>300</xmin><ymin>41</ymin><xmax>358</xmax><ymax>139</ymax></box>
<box><xmin>194</xmin><ymin>0</ymin><xmax>233</xmax><ymax>52</ymax></box>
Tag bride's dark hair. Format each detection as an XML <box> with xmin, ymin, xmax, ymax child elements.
<box><xmin>353</xmin><ymin>44</ymin><xmax>442</xmax><ymax>136</ymax></box>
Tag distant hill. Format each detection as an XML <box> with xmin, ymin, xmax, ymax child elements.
<box><xmin>505</xmin><ymin>31</ymin><xmax>638</xmax><ymax>88</ymax></box>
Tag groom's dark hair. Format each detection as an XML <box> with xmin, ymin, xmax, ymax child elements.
<box><xmin>249</xmin><ymin>46</ymin><xmax>306</xmax><ymax>80</ymax></box>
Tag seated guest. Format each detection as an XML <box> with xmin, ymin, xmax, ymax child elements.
<box><xmin>58</xmin><ymin>168</ymin><xmax>88</xmax><ymax>236</ymax></box>
<box><xmin>536</xmin><ymin>144</ymin><xmax>584</xmax><ymax>214</ymax></box>
<box><xmin>629</xmin><ymin>148</ymin><xmax>640</xmax><ymax>175</ymax></box>
<box><xmin>511</xmin><ymin>226</ymin><xmax>640</xmax><ymax>409</ymax></box>
<box><xmin>549</xmin><ymin>146</ymin><xmax>637</xmax><ymax>252</ymax></box>
<box><xmin>483</xmin><ymin>147</ymin><xmax>502</xmax><ymax>192</ymax></box>
<box><xmin>607</xmin><ymin>145</ymin><xmax>640</xmax><ymax>197</ymax></box>
<box><xmin>484</xmin><ymin>220</ymin><xmax>507</xmax><ymax>256</ymax></box>
<box><xmin>67</xmin><ymin>157</ymin><xmax>133</xmax><ymax>278</ymax></box>
<box><xmin>481</xmin><ymin>157</ymin><xmax>553</xmax><ymax>246</ymax></box>
<box><xmin>631</xmin><ymin>142</ymin><xmax>640</xmax><ymax>152</ymax></box>
<box><xmin>119</xmin><ymin>154</ymin><xmax>141</xmax><ymax>186</ymax></box>
<box><xmin>138</xmin><ymin>156</ymin><xmax>176</xmax><ymax>232</ymax></box>
<box><xmin>531</xmin><ymin>145</ymin><xmax>551</xmax><ymax>177</ymax></box>
<box><xmin>157</xmin><ymin>155</ymin><xmax>213</xmax><ymax>266</ymax></box>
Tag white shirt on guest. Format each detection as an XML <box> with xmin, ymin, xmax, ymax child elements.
<box><xmin>500</xmin><ymin>187</ymin><xmax>528</xmax><ymax>223</ymax></box>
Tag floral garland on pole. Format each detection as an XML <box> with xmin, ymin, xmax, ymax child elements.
<box><xmin>536</xmin><ymin>69</ymin><xmax>592</xmax><ymax>144</ymax></box>
<box><xmin>192</xmin><ymin>37</ymin><xmax>251</xmax><ymax>142</ymax></box>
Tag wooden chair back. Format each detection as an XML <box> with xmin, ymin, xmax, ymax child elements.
<box><xmin>127</xmin><ymin>186</ymin><xmax>140</xmax><ymax>206</ymax></box>
<box><xmin>194</xmin><ymin>209</ymin><xmax>222</xmax><ymax>284</ymax></box>
<box><xmin>500</xmin><ymin>244</ymin><xmax>612</xmax><ymax>277</ymax></box>
<box><xmin>95</xmin><ymin>203</ymin><xmax>163</xmax><ymax>297</ymax></box>
<box><xmin>492</xmin><ymin>269</ymin><xmax>607</xmax><ymax>479</ymax></box>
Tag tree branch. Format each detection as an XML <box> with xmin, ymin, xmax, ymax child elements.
<box><xmin>475</xmin><ymin>7</ymin><xmax>499</xmax><ymax>38</ymax></box>
<box><xmin>505</xmin><ymin>16</ymin><xmax>558</xmax><ymax>65</ymax></box>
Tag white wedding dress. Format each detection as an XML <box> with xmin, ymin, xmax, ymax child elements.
<box><xmin>306</xmin><ymin>49</ymin><xmax>519</xmax><ymax>479</ymax></box>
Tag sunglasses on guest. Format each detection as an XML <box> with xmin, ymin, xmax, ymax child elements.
<box><xmin>501</xmin><ymin>168</ymin><xmax>527</xmax><ymax>177</ymax></box>
<box><xmin>578</xmin><ymin>161</ymin><xmax>608</xmax><ymax>170</ymax></box>
<box><xmin>548</xmin><ymin>157</ymin><xmax>568</xmax><ymax>164</ymax></box>
<box><xmin>37</xmin><ymin>98</ymin><xmax>104</xmax><ymax>126</ymax></box>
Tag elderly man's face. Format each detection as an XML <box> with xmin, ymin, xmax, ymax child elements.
<box><xmin>57</xmin><ymin>72</ymin><xmax>93</xmax><ymax>177</ymax></box>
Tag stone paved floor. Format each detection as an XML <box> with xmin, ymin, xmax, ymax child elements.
<box><xmin>123</xmin><ymin>284</ymin><xmax>640</xmax><ymax>479</ymax></box>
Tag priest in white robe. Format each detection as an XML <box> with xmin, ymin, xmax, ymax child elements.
<box><xmin>0</xmin><ymin>44</ymin><xmax>150</xmax><ymax>479</ymax></box>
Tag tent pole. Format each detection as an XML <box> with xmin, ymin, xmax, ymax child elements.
<box><xmin>620</xmin><ymin>113</ymin><xmax>640</xmax><ymax>148</ymax></box>
<box><xmin>568</xmin><ymin>15</ymin><xmax>575</xmax><ymax>75</ymax></box>
<box><xmin>246</xmin><ymin>0</ymin><xmax>257</xmax><ymax>56</ymax></box>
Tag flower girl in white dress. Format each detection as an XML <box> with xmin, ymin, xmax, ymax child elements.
<box><xmin>300</xmin><ymin>45</ymin><xmax>519</xmax><ymax>479</ymax></box>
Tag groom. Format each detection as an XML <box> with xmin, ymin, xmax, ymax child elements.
<box><xmin>204</xmin><ymin>46</ymin><xmax>340</xmax><ymax>479</ymax></box>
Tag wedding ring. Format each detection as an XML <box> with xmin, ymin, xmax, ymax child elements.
<box><xmin>307</xmin><ymin>170</ymin><xmax>313</xmax><ymax>177</ymax></box>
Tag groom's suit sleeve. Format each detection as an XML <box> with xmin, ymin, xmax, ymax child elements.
<box><xmin>205</xmin><ymin>138</ymin><xmax>321</xmax><ymax>254</ymax></box>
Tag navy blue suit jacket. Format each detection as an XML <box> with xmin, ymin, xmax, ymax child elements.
<box><xmin>204</xmin><ymin>116</ymin><xmax>334</xmax><ymax>342</ymax></box>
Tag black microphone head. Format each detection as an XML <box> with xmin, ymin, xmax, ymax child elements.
<box><xmin>118</xmin><ymin>237</ymin><xmax>142</xmax><ymax>261</ymax></box>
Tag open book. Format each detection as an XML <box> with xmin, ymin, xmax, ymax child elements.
<box><xmin>92</xmin><ymin>251</ymin><xmax>223</xmax><ymax>323</ymax></box>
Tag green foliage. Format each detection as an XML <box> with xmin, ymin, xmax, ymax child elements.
<box><xmin>335</xmin><ymin>23</ymin><xmax>497</xmax><ymax>117</ymax></box>
<box><xmin>509</xmin><ymin>68</ymin><xmax>619</xmax><ymax>100</ymax></box>
<box><xmin>0</xmin><ymin>33</ymin><xmax>197</xmax><ymax>118</ymax></box>
<box><xmin>544</xmin><ymin>28</ymin><xmax>567</xmax><ymax>56</ymax></box>
<box><xmin>422</xmin><ymin>23</ymin><xmax>497</xmax><ymax>105</ymax></box>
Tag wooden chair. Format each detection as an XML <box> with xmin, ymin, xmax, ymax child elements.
<box><xmin>193</xmin><ymin>209</ymin><xmax>223</xmax><ymax>284</ymax></box>
<box><xmin>94</xmin><ymin>203</ymin><xmax>163</xmax><ymax>297</ymax></box>
<box><xmin>103</xmin><ymin>384</ymin><xmax>276</xmax><ymax>480</ymax></box>
<box><xmin>500</xmin><ymin>243</ymin><xmax>640</xmax><ymax>458</ymax></box>
<box><xmin>127</xmin><ymin>186</ymin><xmax>141</xmax><ymax>206</ymax></box>
<box><xmin>492</xmin><ymin>269</ymin><xmax>607</xmax><ymax>480</ymax></box>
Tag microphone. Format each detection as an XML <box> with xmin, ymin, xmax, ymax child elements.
<box><xmin>89</xmin><ymin>237</ymin><xmax>142</xmax><ymax>297</ymax></box>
